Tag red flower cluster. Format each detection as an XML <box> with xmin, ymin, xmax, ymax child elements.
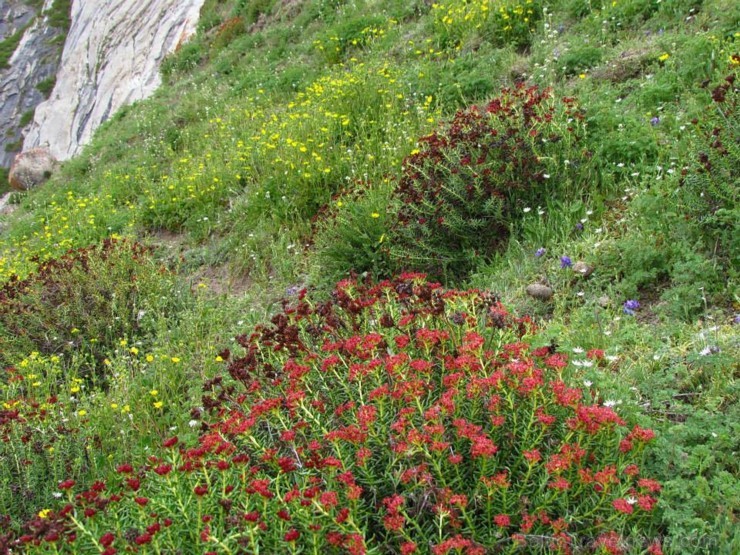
<box><xmin>8</xmin><ymin>274</ymin><xmax>661</xmax><ymax>554</ymax></box>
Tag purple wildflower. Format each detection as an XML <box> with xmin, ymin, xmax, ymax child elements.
<box><xmin>560</xmin><ymin>256</ymin><xmax>572</xmax><ymax>269</ymax></box>
<box><xmin>535</xmin><ymin>247</ymin><xmax>547</xmax><ymax>258</ymax></box>
<box><xmin>623</xmin><ymin>300</ymin><xmax>640</xmax><ymax>315</ymax></box>
<box><xmin>575</xmin><ymin>222</ymin><xmax>584</xmax><ymax>232</ymax></box>
<box><xmin>650</xmin><ymin>116</ymin><xmax>660</xmax><ymax>126</ymax></box>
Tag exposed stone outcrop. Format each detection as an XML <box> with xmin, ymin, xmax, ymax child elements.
<box><xmin>0</xmin><ymin>0</ymin><xmax>66</xmax><ymax>167</ymax></box>
<box><xmin>24</xmin><ymin>0</ymin><xmax>205</xmax><ymax>161</ymax></box>
<box><xmin>0</xmin><ymin>1</ymin><xmax>34</xmax><ymax>39</ymax></box>
<box><xmin>526</xmin><ymin>283</ymin><xmax>554</xmax><ymax>301</ymax></box>
<box><xmin>8</xmin><ymin>146</ymin><xmax>57</xmax><ymax>190</ymax></box>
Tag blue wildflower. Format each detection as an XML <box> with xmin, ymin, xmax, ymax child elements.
<box><xmin>535</xmin><ymin>247</ymin><xmax>547</xmax><ymax>258</ymax></box>
<box><xmin>650</xmin><ymin>116</ymin><xmax>660</xmax><ymax>126</ymax></box>
<box><xmin>623</xmin><ymin>299</ymin><xmax>640</xmax><ymax>315</ymax></box>
<box><xmin>560</xmin><ymin>256</ymin><xmax>572</xmax><ymax>269</ymax></box>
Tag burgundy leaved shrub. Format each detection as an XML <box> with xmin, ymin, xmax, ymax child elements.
<box><xmin>0</xmin><ymin>238</ymin><xmax>175</xmax><ymax>374</ymax></box>
<box><xmin>390</xmin><ymin>83</ymin><xmax>589</xmax><ymax>280</ymax></box>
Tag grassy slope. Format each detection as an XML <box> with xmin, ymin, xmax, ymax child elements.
<box><xmin>0</xmin><ymin>0</ymin><xmax>738</xmax><ymax>551</ymax></box>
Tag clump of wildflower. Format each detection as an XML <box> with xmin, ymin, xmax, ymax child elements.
<box><xmin>623</xmin><ymin>300</ymin><xmax>640</xmax><ymax>315</ymax></box>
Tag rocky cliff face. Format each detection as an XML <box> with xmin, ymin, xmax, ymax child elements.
<box><xmin>1</xmin><ymin>0</ymin><xmax>204</xmax><ymax>167</ymax></box>
<box><xmin>0</xmin><ymin>0</ymin><xmax>66</xmax><ymax>167</ymax></box>
<box><xmin>24</xmin><ymin>0</ymin><xmax>205</xmax><ymax>161</ymax></box>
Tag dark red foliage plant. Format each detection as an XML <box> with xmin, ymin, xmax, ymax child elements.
<box><xmin>0</xmin><ymin>238</ymin><xmax>177</xmax><ymax>374</ymax></box>
<box><xmin>390</xmin><ymin>83</ymin><xmax>589</xmax><ymax>280</ymax></box>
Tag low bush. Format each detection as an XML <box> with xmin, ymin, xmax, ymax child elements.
<box><xmin>677</xmin><ymin>71</ymin><xmax>739</xmax><ymax>265</ymax></box>
<box><xmin>312</xmin><ymin>180</ymin><xmax>394</xmax><ymax>283</ymax></box>
<box><xmin>160</xmin><ymin>41</ymin><xmax>205</xmax><ymax>78</ymax></box>
<box><xmin>557</xmin><ymin>46</ymin><xmax>604</xmax><ymax>78</ymax></box>
<box><xmin>0</xmin><ymin>239</ymin><xmax>178</xmax><ymax>375</ymax></box>
<box><xmin>0</xmin><ymin>355</ymin><xmax>99</xmax><ymax>524</ymax></box>
<box><xmin>390</xmin><ymin>83</ymin><xmax>589</xmax><ymax>281</ymax></box>
<box><xmin>7</xmin><ymin>274</ymin><xmax>663</xmax><ymax>554</ymax></box>
<box><xmin>211</xmin><ymin>16</ymin><xmax>247</xmax><ymax>52</ymax></box>
<box><xmin>35</xmin><ymin>76</ymin><xmax>56</xmax><ymax>97</ymax></box>
<box><xmin>314</xmin><ymin>15</ymin><xmax>387</xmax><ymax>64</ymax></box>
<box><xmin>233</xmin><ymin>0</ymin><xmax>276</xmax><ymax>25</ymax></box>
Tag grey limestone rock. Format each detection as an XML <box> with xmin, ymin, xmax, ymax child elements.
<box><xmin>8</xmin><ymin>146</ymin><xmax>57</xmax><ymax>190</ymax></box>
<box><xmin>572</xmin><ymin>261</ymin><xmax>594</xmax><ymax>277</ymax></box>
<box><xmin>526</xmin><ymin>283</ymin><xmax>554</xmax><ymax>301</ymax></box>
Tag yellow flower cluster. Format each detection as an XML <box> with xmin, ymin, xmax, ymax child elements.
<box><xmin>0</xmin><ymin>189</ymin><xmax>130</xmax><ymax>280</ymax></box>
<box><xmin>431</xmin><ymin>0</ymin><xmax>538</xmax><ymax>47</ymax></box>
<box><xmin>144</xmin><ymin>60</ymin><xmax>438</xmax><ymax>229</ymax></box>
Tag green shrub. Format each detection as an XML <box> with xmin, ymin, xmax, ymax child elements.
<box><xmin>390</xmin><ymin>83</ymin><xmax>589</xmax><ymax>281</ymax></box>
<box><xmin>233</xmin><ymin>0</ymin><xmax>276</xmax><ymax>24</ymax></box>
<box><xmin>314</xmin><ymin>15</ymin><xmax>386</xmax><ymax>63</ymax></box>
<box><xmin>46</xmin><ymin>0</ymin><xmax>72</xmax><ymax>32</ymax></box>
<box><xmin>659</xmin><ymin>252</ymin><xmax>721</xmax><ymax>321</ymax></box>
<box><xmin>482</xmin><ymin>0</ymin><xmax>544</xmax><ymax>50</ymax></box>
<box><xmin>8</xmin><ymin>274</ymin><xmax>663</xmax><ymax>554</ymax></box>
<box><xmin>432</xmin><ymin>0</ymin><xmax>543</xmax><ymax>51</ymax></box>
<box><xmin>0</xmin><ymin>239</ymin><xmax>178</xmax><ymax>375</ymax></box>
<box><xmin>558</xmin><ymin>45</ymin><xmax>603</xmax><ymax>77</ymax></box>
<box><xmin>161</xmin><ymin>41</ymin><xmax>205</xmax><ymax>78</ymax></box>
<box><xmin>312</xmin><ymin>181</ymin><xmax>394</xmax><ymax>283</ymax></box>
<box><xmin>0</xmin><ymin>355</ymin><xmax>99</xmax><ymax>524</ymax></box>
<box><xmin>211</xmin><ymin>16</ymin><xmax>247</xmax><ymax>52</ymax></box>
<box><xmin>3</xmin><ymin>139</ymin><xmax>22</xmax><ymax>153</ymax></box>
<box><xmin>35</xmin><ymin>76</ymin><xmax>56</xmax><ymax>97</ymax></box>
<box><xmin>678</xmin><ymin>71</ymin><xmax>739</xmax><ymax>264</ymax></box>
<box><xmin>598</xmin><ymin>231</ymin><xmax>673</xmax><ymax>301</ymax></box>
<box><xmin>585</xmin><ymin>110</ymin><xmax>659</xmax><ymax>165</ymax></box>
<box><xmin>19</xmin><ymin>109</ymin><xmax>35</xmax><ymax>127</ymax></box>
<box><xmin>0</xmin><ymin>167</ymin><xmax>9</xmax><ymax>195</ymax></box>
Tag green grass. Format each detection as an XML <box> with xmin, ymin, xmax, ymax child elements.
<box><xmin>35</xmin><ymin>76</ymin><xmax>56</xmax><ymax>96</ymax></box>
<box><xmin>0</xmin><ymin>0</ymin><xmax>737</xmax><ymax>551</ymax></box>
<box><xmin>0</xmin><ymin>167</ymin><xmax>9</xmax><ymax>195</ymax></box>
<box><xmin>0</xmin><ymin>23</ymin><xmax>31</xmax><ymax>69</ymax></box>
<box><xmin>45</xmin><ymin>0</ymin><xmax>72</xmax><ymax>32</ymax></box>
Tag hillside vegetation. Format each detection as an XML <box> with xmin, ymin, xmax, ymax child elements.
<box><xmin>0</xmin><ymin>0</ymin><xmax>738</xmax><ymax>553</ymax></box>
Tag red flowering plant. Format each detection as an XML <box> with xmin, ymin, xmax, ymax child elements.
<box><xmin>390</xmin><ymin>83</ymin><xmax>589</xmax><ymax>281</ymax></box>
<box><xmin>9</xmin><ymin>274</ymin><xmax>661</xmax><ymax>554</ymax></box>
